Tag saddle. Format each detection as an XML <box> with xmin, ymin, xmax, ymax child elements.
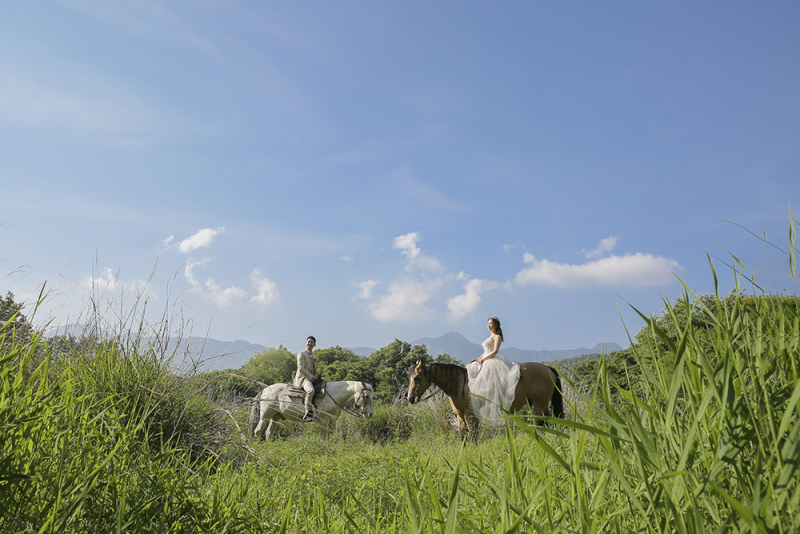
<box><xmin>283</xmin><ymin>380</ymin><xmax>326</xmax><ymax>401</ymax></box>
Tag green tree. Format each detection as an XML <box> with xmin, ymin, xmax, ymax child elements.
<box><xmin>239</xmin><ymin>346</ymin><xmax>296</xmax><ymax>386</ymax></box>
<box><xmin>232</xmin><ymin>340</ymin><xmax>459</xmax><ymax>404</ymax></box>
<box><xmin>570</xmin><ymin>292</ymin><xmax>800</xmax><ymax>406</ymax></box>
<box><xmin>187</xmin><ymin>368</ymin><xmax>259</xmax><ymax>399</ymax></box>
<box><xmin>366</xmin><ymin>339</ymin><xmax>430</xmax><ymax>402</ymax></box>
<box><xmin>432</xmin><ymin>352</ymin><xmax>460</xmax><ymax>365</ymax></box>
<box><xmin>0</xmin><ymin>292</ymin><xmax>33</xmax><ymax>352</ymax></box>
<box><xmin>315</xmin><ymin>346</ymin><xmax>369</xmax><ymax>382</ymax></box>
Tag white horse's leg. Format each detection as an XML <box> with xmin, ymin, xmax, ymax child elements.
<box><xmin>319</xmin><ymin>424</ymin><xmax>328</xmax><ymax>440</ymax></box>
<box><xmin>265</xmin><ymin>418</ymin><xmax>277</xmax><ymax>440</ymax></box>
<box><xmin>318</xmin><ymin>416</ymin><xmax>335</xmax><ymax>441</ymax></box>
<box><xmin>252</xmin><ymin>402</ymin><xmax>266</xmax><ymax>439</ymax></box>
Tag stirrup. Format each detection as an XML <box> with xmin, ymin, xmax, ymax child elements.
<box><xmin>302</xmin><ymin>410</ymin><xmax>317</xmax><ymax>422</ymax></box>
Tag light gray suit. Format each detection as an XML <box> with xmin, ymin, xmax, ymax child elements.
<box><xmin>294</xmin><ymin>349</ymin><xmax>317</xmax><ymax>412</ymax></box>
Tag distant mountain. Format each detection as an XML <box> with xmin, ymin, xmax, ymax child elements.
<box><xmin>410</xmin><ymin>331</ymin><xmax>483</xmax><ymax>363</ymax></box>
<box><xmin>172</xmin><ymin>337</ymin><xmax>267</xmax><ymax>369</ymax></box>
<box><xmin>551</xmin><ymin>352</ymin><xmax>605</xmax><ymax>370</ymax></box>
<box><xmin>45</xmin><ymin>324</ymin><xmax>106</xmax><ymax>338</ymax></box>
<box><xmin>498</xmin><ymin>342</ymin><xmax>622</xmax><ymax>364</ymax></box>
<box><xmin>410</xmin><ymin>331</ymin><xmax>622</xmax><ymax>364</ymax></box>
<box><xmin>349</xmin><ymin>347</ymin><xmax>375</xmax><ymax>357</ymax></box>
<box><xmin>43</xmin><ymin>328</ymin><xmax>269</xmax><ymax>370</ymax></box>
<box><xmin>345</xmin><ymin>331</ymin><xmax>622</xmax><ymax>364</ymax></box>
<box><xmin>43</xmin><ymin>328</ymin><xmax>621</xmax><ymax>370</ymax></box>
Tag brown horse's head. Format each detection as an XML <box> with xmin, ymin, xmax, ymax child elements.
<box><xmin>407</xmin><ymin>360</ymin><xmax>431</xmax><ymax>404</ymax></box>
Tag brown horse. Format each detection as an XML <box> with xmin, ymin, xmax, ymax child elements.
<box><xmin>407</xmin><ymin>360</ymin><xmax>563</xmax><ymax>435</ymax></box>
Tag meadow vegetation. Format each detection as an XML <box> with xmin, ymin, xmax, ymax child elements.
<box><xmin>2</xmin><ymin>218</ymin><xmax>799</xmax><ymax>532</ymax></box>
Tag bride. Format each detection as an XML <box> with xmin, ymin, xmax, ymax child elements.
<box><xmin>466</xmin><ymin>317</ymin><xmax>520</xmax><ymax>423</ymax></box>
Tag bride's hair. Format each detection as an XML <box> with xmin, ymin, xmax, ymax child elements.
<box><xmin>489</xmin><ymin>317</ymin><xmax>504</xmax><ymax>342</ymax></box>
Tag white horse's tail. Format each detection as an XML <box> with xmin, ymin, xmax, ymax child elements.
<box><xmin>246</xmin><ymin>395</ymin><xmax>259</xmax><ymax>439</ymax></box>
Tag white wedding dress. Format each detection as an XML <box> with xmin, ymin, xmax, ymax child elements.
<box><xmin>466</xmin><ymin>337</ymin><xmax>521</xmax><ymax>424</ymax></box>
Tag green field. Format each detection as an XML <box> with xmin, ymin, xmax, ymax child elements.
<box><xmin>3</xmin><ymin>229</ymin><xmax>800</xmax><ymax>532</ymax></box>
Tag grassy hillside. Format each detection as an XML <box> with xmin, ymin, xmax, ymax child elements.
<box><xmin>3</xmin><ymin>219</ymin><xmax>799</xmax><ymax>532</ymax></box>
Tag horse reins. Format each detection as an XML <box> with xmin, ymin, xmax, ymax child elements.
<box><xmin>323</xmin><ymin>382</ymin><xmax>371</xmax><ymax>418</ymax></box>
<box><xmin>415</xmin><ymin>389</ymin><xmax>440</xmax><ymax>403</ymax></box>
<box><xmin>412</xmin><ymin>363</ymin><xmax>458</xmax><ymax>403</ymax></box>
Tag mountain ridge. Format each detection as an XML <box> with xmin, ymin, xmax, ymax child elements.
<box><xmin>406</xmin><ymin>331</ymin><xmax>622</xmax><ymax>364</ymax></box>
<box><xmin>177</xmin><ymin>331</ymin><xmax>622</xmax><ymax>369</ymax></box>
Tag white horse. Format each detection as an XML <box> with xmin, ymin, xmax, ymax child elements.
<box><xmin>247</xmin><ymin>381</ymin><xmax>374</xmax><ymax>440</ymax></box>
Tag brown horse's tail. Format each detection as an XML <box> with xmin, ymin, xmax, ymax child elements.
<box><xmin>548</xmin><ymin>366</ymin><xmax>564</xmax><ymax>419</ymax></box>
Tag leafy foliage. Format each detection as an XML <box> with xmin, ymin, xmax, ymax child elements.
<box><xmin>315</xmin><ymin>345</ymin><xmax>368</xmax><ymax>381</ymax></box>
<box><xmin>569</xmin><ymin>291</ymin><xmax>799</xmax><ymax>404</ymax></box>
<box><xmin>228</xmin><ymin>338</ymin><xmax>459</xmax><ymax>404</ymax></box>
<box><xmin>0</xmin><ymin>292</ymin><xmax>33</xmax><ymax>352</ymax></box>
<box><xmin>364</xmin><ymin>339</ymin><xmax>430</xmax><ymax>402</ymax></box>
<box><xmin>0</xmin><ymin>310</ymin><xmax>255</xmax><ymax>532</ymax></box>
<box><xmin>238</xmin><ymin>345</ymin><xmax>295</xmax><ymax>385</ymax></box>
<box><xmin>4</xmin><ymin>213</ymin><xmax>799</xmax><ymax>532</ymax></box>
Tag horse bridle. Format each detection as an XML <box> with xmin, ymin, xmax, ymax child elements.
<box><xmin>414</xmin><ymin>389</ymin><xmax>439</xmax><ymax>403</ymax></box>
<box><xmin>409</xmin><ymin>366</ymin><xmax>439</xmax><ymax>404</ymax></box>
<box><xmin>325</xmin><ymin>382</ymin><xmax>372</xmax><ymax>418</ymax></box>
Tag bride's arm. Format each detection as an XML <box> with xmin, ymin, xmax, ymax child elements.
<box><xmin>478</xmin><ymin>335</ymin><xmax>501</xmax><ymax>363</ymax></box>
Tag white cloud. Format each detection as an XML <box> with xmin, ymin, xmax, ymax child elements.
<box><xmin>184</xmin><ymin>258</ymin><xmax>210</xmax><ymax>286</ymax></box>
<box><xmin>250</xmin><ymin>269</ymin><xmax>280</xmax><ymax>306</ymax></box>
<box><xmin>369</xmin><ymin>278</ymin><xmax>443</xmax><ymax>322</ymax></box>
<box><xmin>204</xmin><ymin>281</ymin><xmax>247</xmax><ymax>307</ymax></box>
<box><xmin>81</xmin><ymin>267</ymin><xmax>119</xmax><ymax>291</ymax></box>
<box><xmin>447</xmin><ymin>279</ymin><xmax>485</xmax><ymax>322</ymax></box>
<box><xmin>359</xmin><ymin>231</ymin><xmax>448</xmax><ymax>322</ymax></box>
<box><xmin>178</xmin><ymin>227</ymin><xmax>225</xmax><ymax>253</ymax></box>
<box><xmin>446</xmin><ymin>277</ymin><xmax>511</xmax><ymax>322</ymax></box>
<box><xmin>582</xmin><ymin>236</ymin><xmax>619</xmax><ymax>259</ymax></box>
<box><xmin>353</xmin><ymin>280</ymin><xmax>379</xmax><ymax>301</ymax></box>
<box><xmin>340</xmin><ymin>255</ymin><xmax>353</xmax><ymax>262</ymax></box>
<box><xmin>514</xmin><ymin>252</ymin><xmax>683</xmax><ymax>289</ymax></box>
<box><xmin>393</xmin><ymin>232</ymin><xmax>444</xmax><ymax>272</ymax></box>
<box><xmin>79</xmin><ymin>268</ymin><xmax>153</xmax><ymax>301</ymax></box>
<box><xmin>183</xmin><ymin>258</ymin><xmax>245</xmax><ymax>306</ymax></box>
<box><xmin>394</xmin><ymin>232</ymin><xmax>422</xmax><ymax>260</ymax></box>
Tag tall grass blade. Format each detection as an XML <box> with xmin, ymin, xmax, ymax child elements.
<box><xmin>443</xmin><ymin>463</ymin><xmax>460</xmax><ymax>534</ymax></box>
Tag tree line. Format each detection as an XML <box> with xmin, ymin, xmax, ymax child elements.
<box><xmin>0</xmin><ymin>291</ymin><xmax>459</xmax><ymax>404</ymax></box>
<box><xmin>8</xmin><ymin>288</ymin><xmax>796</xmax><ymax>410</ymax></box>
<box><xmin>199</xmin><ymin>340</ymin><xmax>460</xmax><ymax>403</ymax></box>
<box><xmin>568</xmin><ymin>291</ymin><xmax>800</xmax><ymax>403</ymax></box>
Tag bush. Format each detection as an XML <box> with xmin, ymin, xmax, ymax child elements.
<box><xmin>57</xmin><ymin>338</ymin><xmax>235</xmax><ymax>465</ymax></box>
<box><xmin>0</xmin><ymin>303</ymin><xmax>260</xmax><ymax>532</ymax></box>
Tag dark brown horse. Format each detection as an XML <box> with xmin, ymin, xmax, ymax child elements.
<box><xmin>407</xmin><ymin>361</ymin><xmax>563</xmax><ymax>434</ymax></box>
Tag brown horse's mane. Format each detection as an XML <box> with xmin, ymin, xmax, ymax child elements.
<box><xmin>421</xmin><ymin>361</ymin><xmax>468</xmax><ymax>399</ymax></box>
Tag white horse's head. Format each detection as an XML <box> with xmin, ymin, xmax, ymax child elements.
<box><xmin>356</xmin><ymin>383</ymin><xmax>375</xmax><ymax>418</ymax></box>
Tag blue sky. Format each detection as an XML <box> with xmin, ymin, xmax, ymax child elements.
<box><xmin>2</xmin><ymin>1</ymin><xmax>799</xmax><ymax>356</ymax></box>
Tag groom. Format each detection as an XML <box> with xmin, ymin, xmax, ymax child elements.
<box><xmin>294</xmin><ymin>336</ymin><xmax>320</xmax><ymax>422</ymax></box>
